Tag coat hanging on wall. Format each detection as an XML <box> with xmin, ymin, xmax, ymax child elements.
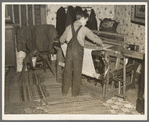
<box><xmin>65</xmin><ymin>6</ymin><xmax>76</xmax><ymax>28</ymax></box>
<box><xmin>86</xmin><ymin>9</ymin><xmax>97</xmax><ymax>30</ymax></box>
<box><xmin>84</xmin><ymin>9</ymin><xmax>88</xmax><ymax>14</ymax></box>
<box><xmin>56</xmin><ymin>7</ymin><xmax>66</xmax><ymax>37</ymax></box>
<box><xmin>75</xmin><ymin>6</ymin><xmax>83</xmax><ymax>13</ymax></box>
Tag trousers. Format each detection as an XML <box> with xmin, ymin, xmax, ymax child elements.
<box><xmin>62</xmin><ymin>24</ymin><xmax>83</xmax><ymax>96</ymax></box>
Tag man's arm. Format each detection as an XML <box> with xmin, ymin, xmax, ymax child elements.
<box><xmin>59</xmin><ymin>27</ymin><xmax>69</xmax><ymax>44</ymax></box>
<box><xmin>85</xmin><ymin>27</ymin><xmax>103</xmax><ymax>46</ymax></box>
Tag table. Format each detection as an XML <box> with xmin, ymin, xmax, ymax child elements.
<box><xmin>104</xmin><ymin>45</ymin><xmax>144</xmax><ymax>99</ymax></box>
<box><xmin>58</xmin><ymin>41</ymin><xmax>144</xmax><ymax>100</ymax></box>
<box><xmin>61</xmin><ymin>42</ymin><xmax>112</xmax><ymax>78</ymax></box>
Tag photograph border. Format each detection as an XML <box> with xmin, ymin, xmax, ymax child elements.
<box><xmin>2</xmin><ymin>2</ymin><xmax>148</xmax><ymax>120</ymax></box>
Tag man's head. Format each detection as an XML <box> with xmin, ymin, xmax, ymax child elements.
<box><xmin>76</xmin><ymin>11</ymin><xmax>89</xmax><ymax>26</ymax></box>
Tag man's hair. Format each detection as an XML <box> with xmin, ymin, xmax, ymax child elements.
<box><xmin>76</xmin><ymin>10</ymin><xmax>89</xmax><ymax>20</ymax></box>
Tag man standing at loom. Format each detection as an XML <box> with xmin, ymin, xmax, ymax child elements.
<box><xmin>60</xmin><ymin>10</ymin><xmax>104</xmax><ymax>97</ymax></box>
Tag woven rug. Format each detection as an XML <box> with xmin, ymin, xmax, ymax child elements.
<box><xmin>8</xmin><ymin>72</ymin><xmax>49</xmax><ymax>103</ymax></box>
<box><xmin>20</xmin><ymin>72</ymin><xmax>49</xmax><ymax>102</ymax></box>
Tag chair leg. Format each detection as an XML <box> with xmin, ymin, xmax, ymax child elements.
<box><xmin>105</xmin><ymin>72</ymin><xmax>109</xmax><ymax>97</ymax></box>
<box><xmin>111</xmin><ymin>81</ymin><xmax>114</xmax><ymax>92</ymax></box>
<box><xmin>123</xmin><ymin>58</ymin><xmax>127</xmax><ymax>100</ymax></box>
<box><xmin>130</xmin><ymin>70</ymin><xmax>134</xmax><ymax>84</ymax></box>
<box><xmin>39</xmin><ymin>53</ymin><xmax>55</xmax><ymax>75</ymax></box>
<box><xmin>56</xmin><ymin>61</ymin><xmax>61</xmax><ymax>83</ymax></box>
<box><xmin>103</xmin><ymin>84</ymin><xmax>105</xmax><ymax>97</ymax></box>
<box><xmin>118</xmin><ymin>81</ymin><xmax>121</xmax><ymax>94</ymax></box>
<box><xmin>43</xmin><ymin>59</ymin><xmax>46</xmax><ymax>73</ymax></box>
<box><xmin>45</xmin><ymin>58</ymin><xmax>55</xmax><ymax>76</ymax></box>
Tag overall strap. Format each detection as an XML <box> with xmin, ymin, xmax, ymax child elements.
<box><xmin>71</xmin><ymin>24</ymin><xmax>82</xmax><ymax>36</ymax></box>
<box><xmin>75</xmin><ymin>25</ymin><xmax>82</xmax><ymax>35</ymax></box>
<box><xmin>71</xmin><ymin>24</ymin><xmax>75</xmax><ymax>36</ymax></box>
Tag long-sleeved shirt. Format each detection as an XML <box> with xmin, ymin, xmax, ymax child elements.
<box><xmin>60</xmin><ymin>20</ymin><xmax>103</xmax><ymax>47</ymax></box>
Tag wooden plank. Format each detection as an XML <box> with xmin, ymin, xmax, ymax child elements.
<box><xmin>5</xmin><ymin>5</ymin><xmax>13</xmax><ymax>22</ymax></box>
<box><xmin>28</xmin><ymin>85</ymin><xmax>33</xmax><ymax>101</ymax></box>
<box><xmin>92</xmin><ymin>30</ymin><xmax>124</xmax><ymax>38</ymax></box>
<box><xmin>32</xmin><ymin>5</ymin><xmax>35</xmax><ymax>25</ymax></box>
<box><xmin>34</xmin><ymin>73</ymin><xmax>39</xmax><ymax>85</ymax></box>
<box><xmin>34</xmin><ymin>5</ymin><xmax>41</xmax><ymax>25</ymax></box>
<box><xmin>45</xmin><ymin>94</ymin><xmax>93</xmax><ymax>105</ymax></box>
<box><xmin>14</xmin><ymin>5</ymin><xmax>20</xmax><ymax>24</ymax></box>
<box><xmin>21</xmin><ymin>5</ymin><xmax>26</xmax><ymax>26</ymax></box>
<box><xmin>26</xmin><ymin>5</ymin><xmax>29</xmax><ymax>26</ymax></box>
<box><xmin>38</xmin><ymin>84</ymin><xmax>46</xmax><ymax>99</ymax></box>
<box><xmin>47</xmin><ymin>89</ymin><xmax>62</xmax><ymax>95</ymax></box>
<box><xmin>102</xmin><ymin>38</ymin><xmax>123</xmax><ymax>46</ymax></box>
<box><xmin>9</xmin><ymin>85</ymin><xmax>21</xmax><ymax>102</ymax></box>
<box><xmin>31</xmin><ymin>85</ymin><xmax>40</xmax><ymax>101</ymax></box>
<box><xmin>122</xmin><ymin>49</ymin><xmax>144</xmax><ymax>60</ymax></box>
<box><xmin>12</xmin><ymin>5</ymin><xmax>15</xmax><ymax>23</ymax></box>
<box><xmin>63</xmin><ymin>105</ymin><xmax>110</xmax><ymax>114</ymax></box>
<box><xmin>28</xmin><ymin>5</ymin><xmax>33</xmax><ymax>26</ymax></box>
<box><xmin>19</xmin><ymin>5</ymin><xmax>21</xmax><ymax>27</ymax></box>
<box><xmin>26</xmin><ymin>75</ymin><xmax>33</xmax><ymax>101</ymax></box>
<box><xmin>40</xmin><ymin>5</ymin><xmax>46</xmax><ymax>24</ymax></box>
<box><xmin>92</xmin><ymin>30</ymin><xmax>124</xmax><ymax>45</ymax></box>
<box><xmin>46</xmin><ymin>99</ymin><xmax>103</xmax><ymax>114</ymax></box>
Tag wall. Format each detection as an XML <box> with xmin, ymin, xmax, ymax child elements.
<box><xmin>46</xmin><ymin>4</ymin><xmax>115</xmax><ymax>29</ymax></box>
<box><xmin>46</xmin><ymin>5</ymin><xmax>145</xmax><ymax>53</ymax></box>
<box><xmin>114</xmin><ymin>5</ymin><xmax>145</xmax><ymax>53</ymax></box>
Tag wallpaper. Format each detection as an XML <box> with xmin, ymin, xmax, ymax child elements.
<box><xmin>46</xmin><ymin>4</ymin><xmax>115</xmax><ymax>30</ymax></box>
<box><xmin>114</xmin><ymin>5</ymin><xmax>145</xmax><ymax>53</ymax></box>
<box><xmin>46</xmin><ymin>5</ymin><xmax>145</xmax><ymax>53</ymax></box>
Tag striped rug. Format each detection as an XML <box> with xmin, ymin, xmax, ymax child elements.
<box><xmin>20</xmin><ymin>72</ymin><xmax>49</xmax><ymax>102</ymax></box>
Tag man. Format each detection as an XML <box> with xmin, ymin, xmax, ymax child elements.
<box><xmin>60</xmin><ymin>10</ymin><xmax>103</xmax><ymax>97</ymax></box>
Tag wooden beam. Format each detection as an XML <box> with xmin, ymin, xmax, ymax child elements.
<box><xmin>12</xmin><ymin>5</ymin><xmax>15</xmax><ymax>23</ymax></box>
<box><xmin>32</xmin><ymin>5</ymin><xmax>35</xmax><ymax>25</ymax></box>
<box><xmin>26</xmin><ymin>5</ymin><xmax>29</xmax><ymax>26</ymax></box>
<box><xmin>121</xmin><ymin>49</ymin><xmax>144</xmax><ymax>60</ymax></box>
<box><xmin>19</xmin><ymin>5</ymin><xmax>21</xmax><ymax>27</ymax></box>
<box><xmin>40</xmin><ymin>5</ymin><xmax>47</xmax><ymax>24</ymax></box>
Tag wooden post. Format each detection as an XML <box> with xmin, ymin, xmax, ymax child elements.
<box><xmin>12</xmin><ymin>5</ymin><xmax>15</xmax><ymax>23</ymax></box>
<box><xmin>19</xmin><ymin>5</ymin><xmax>21</xmax><ymax>27</ymax></box>
<box><xmin>40</xmin><ymin>5</ymin><xmax>47</xmax><ymax>24</ymax></box>
<box><xmin>26</xmin><ymin>5</ymin><xmax>29</xmax><ymax>26</ymax></box>
<box><xmin>32</xmin><ymin>5</ymin><xmax>35</xmax><ymax>25</ymax></box>
<box><xmin>104</xmin><ymin>52</ymin><xmax>110</xmax><ymax>98</ymax></box>
<box><xmin>105</xmin><ymin>71</ymin><xmax>109</xmax><ymax>97</ymax></box>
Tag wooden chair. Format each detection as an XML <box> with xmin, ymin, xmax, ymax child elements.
<box><xmin>103</xmin><ymin>44</ymin><xmax>141</xmax><ymax>100</ymax></box>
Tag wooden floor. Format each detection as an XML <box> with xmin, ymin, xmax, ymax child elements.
<box><xmin>4</xmin><ymin>65</ymin><xmax>140</xmax><ymax>115</ymax></box>
<box><xmin>34</xmin><ymin>69</ymin><xmax>111</xmax><ymax>114</ymax></box>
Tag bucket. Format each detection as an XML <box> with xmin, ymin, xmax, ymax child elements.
<box><xmin>32</xmin><ymin>57</ymin><xmax>37</xmax><ymax>68</ymax></box>
<box><xmin>17</xmin><ymin>51</ymin><xmax>27</xmax><ymax>72</ymax></box>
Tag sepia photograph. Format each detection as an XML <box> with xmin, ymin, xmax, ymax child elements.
<box><xmin>2</xmin><ymin>2</ymin><xmax>148</xmax><ymax>120</ymax></box>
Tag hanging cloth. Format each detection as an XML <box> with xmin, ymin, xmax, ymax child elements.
<box><xmin>86</xmin><ymin>9</ymin><xmax>97</xmax><ymax>30</ymax></box>
<box><xmin>84</xmin><ymin>9</ymin><xmax>88</xmax><ymax>14</ymax></box>
<box><xmin>75</xmin><ymin>6</ymin><xmax>83</xmax><ymax>13</ymax></box>
<box><xmin>65</xmin><ymin>6</ymin><xmax>76</xmax><ymax>28</ymax></box>
<box><xmin>56</xmin><ymin>7</ymin><xmax>66</xmax><ymax>37</ymax></box>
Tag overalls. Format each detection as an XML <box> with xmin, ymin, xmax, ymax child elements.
<box><xmin>62</xmin><ymin>24</ymin><xmax>83</xmax><ymax>96</ymax></box>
